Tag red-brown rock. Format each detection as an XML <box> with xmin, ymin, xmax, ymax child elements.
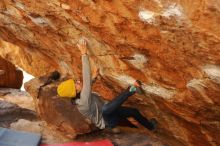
<box><xmin>0</xmin><ymin>57</ymin><xmax>23</xmax><ymax>89</ymax></box>
<box><xmin>24</xmin><ymin>76</ymin><xmax>94</xmax><ymax>138</ymax></box>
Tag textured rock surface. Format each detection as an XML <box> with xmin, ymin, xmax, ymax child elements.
<box><xmin>0</xmin><ymin>57</ymin><xmax>23</xmax><ymax>89</ymax></box>
<box><xmin>0</xmin><ymin>0</ymin><xmax>220</xmax><ymax>146</ymax></box>
<box><xmin>0</xmin><ymin>88</ymin><xmax>35</xmax><ymax>110</ymax></box>
<box><xmin>0</xmin><ymin>100</ymin><xmax>37</xmax><ymax>127</ymax></box>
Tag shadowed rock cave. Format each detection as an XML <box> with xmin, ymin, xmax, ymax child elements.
<box><xmin>0</xmin><ymin>0</ymin><xmax>220</xmax><ymax>146</ymax></box>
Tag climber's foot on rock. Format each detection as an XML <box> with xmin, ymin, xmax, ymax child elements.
<box><xmin>129</xmin><ymin>80</ymin><xmax>144</xmax><ymax>95</ymax></box>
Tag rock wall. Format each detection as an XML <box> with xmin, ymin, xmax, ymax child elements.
<box><xmin>0</xmin><ymin>57</ymin><xmax>23</xmax><ymax>89</ymax></box>
<box><xmin>0</xmin><ymin>0</ymin><xmax>220</xmax><ymax>146</ymax></box>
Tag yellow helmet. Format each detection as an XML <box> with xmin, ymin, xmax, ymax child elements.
<box><xmin>57</xmin><ymin>79</ymin><xmax>76</xmax><ymax>98</ymax></box>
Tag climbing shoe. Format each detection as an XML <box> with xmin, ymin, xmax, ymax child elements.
<box><xmin>129</xmin><ymin>80</ymin><xmax>144</xmax><ymax>95</ymax></box>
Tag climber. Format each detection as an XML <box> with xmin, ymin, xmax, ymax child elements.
<box><xmin>68</xmin><ymin>39</ymin><xmax>157</xmax><ymax>133</ymax></box>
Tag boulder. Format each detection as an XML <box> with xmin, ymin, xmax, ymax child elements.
<box><xmin>0</xmin><ymin>57</ymin><xmax>23</xmax><ymax>89</ymax></box>
<box><xmin>24</xmin><ymin>76</ymin><xmax>94</xmax><ymax>138</ymax></box>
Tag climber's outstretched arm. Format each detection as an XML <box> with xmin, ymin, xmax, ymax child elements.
<box><xmin>77</xmin><ymin>39</ymin><xmax>92</xmax><ymax>106</ymax></box>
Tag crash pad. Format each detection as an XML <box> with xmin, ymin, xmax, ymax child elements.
<box><xmin>41</xmin><ymin>139</ymin><xmax>113</xmax><ymax>146</ymax></box>
<box><xmin>0</xmin><ymin>127</ymin><xmax>41</xmax><ymax>146</ymax></box>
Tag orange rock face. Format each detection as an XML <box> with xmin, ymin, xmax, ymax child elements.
<box><xmin>0</xmin><ymin>57</ymin><xmax>23</xmax><ymax>89</ymax></box>
<box><xmin>0</xmin><ymin>0</ymin><xmax>220</xmax><ymax>146</ymax></box>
